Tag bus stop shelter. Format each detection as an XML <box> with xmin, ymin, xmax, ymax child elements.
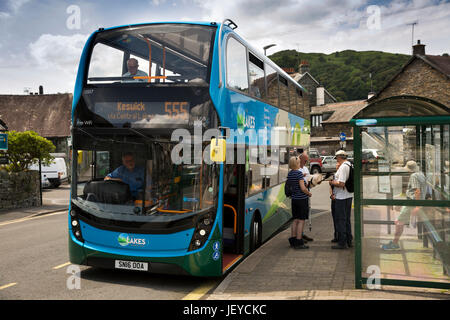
<box><xmin>350</xmin><ymin>95</ymin><xmax>450</xmax><ymax>289</ymax></box>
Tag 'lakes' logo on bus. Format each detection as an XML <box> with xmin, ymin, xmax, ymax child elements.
<box><xmin>118</xmin><ymin>233</ymin><xmax>147</xmax><ymax>247</ymax></box>
<box><xmin>237</xmin><ymin>105</ymin><xmax>255</xmax><ymax>132</ymax></box>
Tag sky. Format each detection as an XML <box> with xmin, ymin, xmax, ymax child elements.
<box><xmin>0</xmin><ymin>0</ymin><xmax>449</xmax><ymax>94</ymax></box>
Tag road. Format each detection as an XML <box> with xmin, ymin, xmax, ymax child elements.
<box><xmin>0</xmin><ymin>181</ymin><xmax>332</xmax><ymax>300</ymax></box>
<box><xmin>0</xmin><ymin>184</ymin><xmax>218</xmax><ymax>300</ymax></box>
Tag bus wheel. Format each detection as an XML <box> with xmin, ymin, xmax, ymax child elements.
<box><xmin>250</xmin><ymin>215</ymin><xmax>261</xmax><ymax>252</ymax></box>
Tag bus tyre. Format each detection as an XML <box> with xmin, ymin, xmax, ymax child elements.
<box><xmin>250</xmin><ymin>216</ymin><xmax>261</xmax><ymax>252</ymax></box>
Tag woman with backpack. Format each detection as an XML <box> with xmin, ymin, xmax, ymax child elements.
<box><xmin>287</xmin><ymin>156</ymin><xmax>312</xmax><ymax>249</ymax></box>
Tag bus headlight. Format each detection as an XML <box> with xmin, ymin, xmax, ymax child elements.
<box><xmin>188</xmin><ymin>212</ymin><xmax>216</xmax><ymax>251</ymax></box>
<box><xmin>70</xmin><ymin>207</ymin><xmax>84</xmax><ymax>243</ymax></box>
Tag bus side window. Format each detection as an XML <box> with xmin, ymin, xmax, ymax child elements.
<box><xmin>278</xmin><ymin>75</ymin><xmax>289</xmax><ymax>111</ymax></box>
<box><xmin>296</xmin><ymin>88</ymin><xmax>305</xmax><ymax>118</ymax></box>
<box><xmin>279</xmin><ymin>147</ymin><xmax>289</xmax><ymax>182</ymax></box>
<box><xmin>226</xmin><ymin>37</ymin><xmax>249</xmax><ymax>94</ymax></box>
<box><xmin>248</xmin><ymin>52</ymin><xmax>265</xmax><ymax>100</ymax></box>
<box><xmin>264</xmin><ymin>63</ymin><xmax>278</xmax><ymax>107</ymax></box>
<box><xmin>248</xmin><ymin>146</ymin><xmax>264</xmax><ymax>195</ymax></box>
<box><xmin>288</xmin><ymin>82</ymin><xmax>297</xmax><ymax>114</ymax></box>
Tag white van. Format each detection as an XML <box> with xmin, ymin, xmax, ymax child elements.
<box><xmin>29</xmin><ymin>157</ymin><xmax>68</xmax><ymax>188</ymax></box>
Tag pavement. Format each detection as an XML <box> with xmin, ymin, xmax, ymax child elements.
<box><xmin>0</xmin><ymin>184</ymin><xmax>69</xmax><ymax>223</ymax></box>
<box><xmin>207</xmin><ymin>183</ymin><xmax>450</xmax><ymax>300</ymax></box>
<box><xmin>1</xmin><ymin>183</ymin><xmax>448</xmax><ymax>300</ymax></box>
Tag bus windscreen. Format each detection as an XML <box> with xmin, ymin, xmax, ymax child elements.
<box><xmin>87</xmin><ymin>24</ymin><xmax>216</xmax><ymax>85</ymax></box>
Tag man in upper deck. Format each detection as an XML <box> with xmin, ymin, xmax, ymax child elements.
<box><xmin>122</xmin><ymin>58</ymin><xmax>148</xmax><ymax>82</ymax></box>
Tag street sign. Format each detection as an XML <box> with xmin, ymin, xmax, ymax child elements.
<box><xmin>0</xmin><ymin>133</ymin><xmax>7</xmax><ymax>150</ymax></box>
<box><xmin>339</xmin><ymin>132</ymin><xmax>346</xmax><ymax>141</ymax></box>
<box><xmin>0</xmin><ymin>156</ymin><xmax>8</xmax><ymax>165</ymax></box>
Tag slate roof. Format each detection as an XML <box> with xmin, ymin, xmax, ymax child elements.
<box><xmin>310</xmin><ymin>100</ymin><xmax>367</xmax><ymax>123</ymax></box>
<box><xmin>0</xmin><ymin>94</ymin><xmax>72</xmax><ymax>137</ymax></box>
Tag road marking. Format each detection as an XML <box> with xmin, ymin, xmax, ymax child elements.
<box><xmin>0</xmin><ymin>210</ymin><xmax>67</xmax><ymax>227</ymax></box>
<box><xmin>53</xmin><ymin>262</ymin><xmax>71</xmax><ymax>270</ymax></box>
<box><xmin>182</xmin><ymin>280</ymin><xmax>218</xmax><ymax>300</ymax></box>
<box><xmin>0</xmin><ymin>282</ymin><xmax>17</xmax><ymax>290</ymax></box>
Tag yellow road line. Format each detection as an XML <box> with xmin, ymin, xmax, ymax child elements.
<box><xmin>0</xmin><ymin>210</ymin><xmax>66</xmax><ymax>227</ymax></box>
<box><xmin>0</xmin><ymin>282</ymin><xmax>17</xmax><ymax>290</ymax></box>
<box><xmin>182</xmin><ymin>280</ymin><xmax>218</xmax><ymax>300</ymax></box>
<box><xmin>53</xmin><ymin>262</ymin><xmax>71</xmax><ymax>270</ymax></box>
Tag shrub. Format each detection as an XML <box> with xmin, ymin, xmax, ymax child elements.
<box><xmin>0</xmin><ymin>131</ymin><xmax>55</xmax><ymax>173</ymax></box>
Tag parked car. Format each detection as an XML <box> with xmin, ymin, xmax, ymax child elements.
<box><xmin>309</xmin><ymin>148</ymin><xmax>323</xmax><ymax>174</ymax></box>
<box><xmin>321</xmin><ymin>155</ymin><xmax>338</xmax><ymax>174</ymax></box>
<box><xmin>362</xmin><ymin>149</ymin><xmax>384</xmax><ymax>171</ymax></box>
<box><xmin>29</xmin><ymin>157</ymin><xmax>68</xmax><ymax>188</ymax></box>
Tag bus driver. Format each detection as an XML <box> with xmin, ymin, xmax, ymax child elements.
<box><xmin>104</xmin><ymin>152</ymin><xmax>145</xmax><ymax>198</ymax></box>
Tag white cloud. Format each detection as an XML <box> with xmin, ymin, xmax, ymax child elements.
<box><xmin>192</xmin><ymin>0</ymin><xmax>449</xmax><ymax>55</ymax></box>
<box><xmin>151</xmin><ymin>0</ymin><xmax>167</xmax><ymax>6</ymax></box>
<box><xmin>29</xmin><ymin>33</ymin><xmax>89</xmax><ymax>74</ymax></box>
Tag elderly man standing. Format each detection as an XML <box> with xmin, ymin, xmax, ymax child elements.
<box><xmin>329</xmin><ymin>150</ymin><xmax>354</xmax><ymax>249</ymax></box>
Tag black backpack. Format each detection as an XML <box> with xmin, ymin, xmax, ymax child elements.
<box><xmin>344</xmin><ymin>162</ymin><xmax>354</xmax><ymax>193</ymax></box>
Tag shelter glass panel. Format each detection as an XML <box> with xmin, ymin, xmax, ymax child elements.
<box><xmin>361</xmin><ymin>205</ymin><xmax>450</xmax><ymax>284</ymax></box>
<box><xmin>361</xmin><ymin>126</ymin><xmax>449</xmax><ymax>201</ymax></box>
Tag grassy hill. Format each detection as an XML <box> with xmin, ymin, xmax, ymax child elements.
<box><xmin>268</xmin><ymin>50</ymin><xmax>411</xmax><ymax>101</ymax></box>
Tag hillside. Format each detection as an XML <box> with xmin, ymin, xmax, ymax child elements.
<box><xmin>268</xmin><ymin>50</ymin><xmax>411</xmax><ymax>101</ymax></box>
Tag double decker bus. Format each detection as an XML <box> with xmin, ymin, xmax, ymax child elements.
<box><xmin>69</xmin><ymin>19</ymin><xmax>310</xmax><ymax>276</ymax></box>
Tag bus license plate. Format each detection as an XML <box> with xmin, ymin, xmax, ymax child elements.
<box><xmin>115</xmin><ymin>260</ymin><xmax>148</xmax><ymax>271</ymax></box>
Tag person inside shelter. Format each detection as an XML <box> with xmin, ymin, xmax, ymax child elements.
<box><xmin>122</xmin><ymin>58</ymin><xmax>148</xmax><ymax>82</ymax></box>
<box><xmin>382</xmin><ymin>160</ymin><xmax>427</xmax><ymax>251</ymax></box>
<box><xmin>104</xmin><ymin>152</ymin><xmax>146</xmax><ymax>198</ymax></box>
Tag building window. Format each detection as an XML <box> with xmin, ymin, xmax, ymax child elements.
<box><xmin>312</xmin><ymin>115</ymin><xmax>322</xmax><ymax>127</ymax></box>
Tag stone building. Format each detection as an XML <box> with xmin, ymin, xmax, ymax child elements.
<box><xmin>292</xmin><ymin>61</ymin><xmax>337</xmax><ymax>107</ymax></box>
<box><xmin>369</xmin><ymin>40</ymin><xmax>450</xmax><ymax>108</ymax></box>
<box><xmin>310</xmin><ymin>100</ymin><xmax>367</xmax><ymax>155</ymax></box>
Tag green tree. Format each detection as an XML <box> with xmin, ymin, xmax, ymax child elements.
<box><xmin>0</xmin><ymin>131</ymin><xmax>55</xmax><ymax>172</ymax></box>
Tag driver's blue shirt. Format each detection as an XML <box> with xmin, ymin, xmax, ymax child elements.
<box><xmin>106</xmin><ymin>165</ymin><xmax>145</xmax><ymax>197</ymax></box>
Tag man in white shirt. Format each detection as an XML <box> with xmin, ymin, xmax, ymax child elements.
<box><xmin>122</xmin><ymin>58</ymin><xmax>148</xmax><ymax>82</ymax></box>
<box><xmin>329</xmin><ymin>150</ymin><xmax>353</xmax><ymax>249</ymax></box>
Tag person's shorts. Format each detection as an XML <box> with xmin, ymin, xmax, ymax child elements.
<box><xmin>397</xmin><ymin>206</ymin><xmax>423</xmax><ymax>224</ymax></box>
<box><xmin>291</xmin><ymin>198</ymin><xmax>309</xmax><ymax>220</ymax></box>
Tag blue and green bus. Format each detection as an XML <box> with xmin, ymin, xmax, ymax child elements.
<box><xmin>69</xmin><ymin>19</ymin><xmax>310</xmax><ymax>276</ymax></box>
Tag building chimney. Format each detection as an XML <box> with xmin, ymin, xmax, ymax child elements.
<box><xmin>299</xmin><ymin>60</ymin><xmax>310</xmax><ymax>74</ymax></box>
<box><xmin>316</xmin><ymin>87</ymin><xmax>325</xmax><ymax>106</ymax></box>
<box><xmin>413</xmin><ymin>40</ymin><xmax>425</xmax><ymax>56</ymax></box>
<box><xmin>39</xmin><ymin>85</ymin><xmax>44</xmax><ymax>95</ymax></box>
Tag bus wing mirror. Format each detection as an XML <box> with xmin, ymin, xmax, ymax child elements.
<box><xmin>210</xmin><ymin>138</ymin><xmax>226</xmax><ymax>162</ymax></box>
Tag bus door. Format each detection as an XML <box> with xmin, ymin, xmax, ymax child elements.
<box><xmin>222</xmin><ymin>161</ymin><xmax>245</xmax><ymax>271</ymax></box>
